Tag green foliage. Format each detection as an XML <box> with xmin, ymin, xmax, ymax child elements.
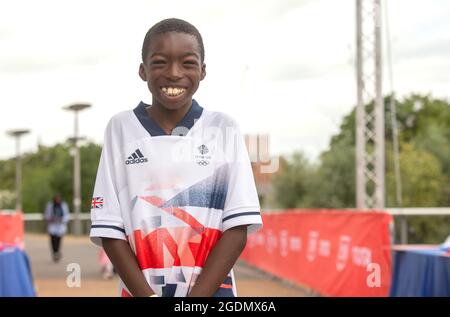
<box><xmin>405</xmin><ymin>216</ymin><xmax>450</xmax><ymax>244</ymax></box>
<box><xmin>0</xmin><ymin>141</ymin><xmax>102</xmax><ymax>214</ymax></box>
<box><xmin>272</xmin><ymin>93</ymin><xmax>450</xmax><ymax>243</ymax></box>
<box><xmin>0</xmin><ymin>159</ymin><xmax>15</xmax><ymax>191</ymax></box>
<box><xmin>390</xmin><ymin>143</ymin><xmax>445</xmax><ymax>207</ymax></box>
<box><xmin>310</xmin><ymin>131</ymin><xmax>356</xmax><ymax>208</ymax></box>
<box><xmin>272</xmin><ymin>153</ymin><xmax>315</xmax><ymax>208</ymax></box>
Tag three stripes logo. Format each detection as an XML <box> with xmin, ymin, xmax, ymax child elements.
<box><xmin>125</xmin><ymin>149</ymin><xmax>148</xmax><ymax>165</ymax></box>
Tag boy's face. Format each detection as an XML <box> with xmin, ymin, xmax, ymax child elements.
<box><xmin>139</xmin><ymin>32</ymin><xmax>206</xmax><ymax>111</ymax></box>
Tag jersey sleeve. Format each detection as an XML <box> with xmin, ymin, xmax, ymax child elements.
<box><xmin>90</xmin><ymin>119</ymin><xmax>127</xmax><ymax>247</ymax></box>
<box><xmin>222</xmin><ymin>120</ymin><xmax>263</xmax><ymax>235</ymax></box>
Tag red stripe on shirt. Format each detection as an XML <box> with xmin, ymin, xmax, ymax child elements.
<box><xmin>140</xmin><ymin>195</ymin><xmax>205</xmax><ymax>233</ymax></box>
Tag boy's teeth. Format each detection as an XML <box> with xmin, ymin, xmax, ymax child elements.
<box><xmin>161</xmin><ymin>87</ymin><xmax>185</xmax><ymax>96</ymax></box>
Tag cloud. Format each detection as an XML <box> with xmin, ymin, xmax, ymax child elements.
<box><xmin>0</xmin><ymin>0</ymin><xmax>449</xmax><ymax>162</ymax></box>
<box><xmin>267</xmin><ymin>59</ymin><xmax>351</xmax><ymax>81</ymax></box>
<box><xmin>259</xmin><ymin>0</ymin><xmax>314</xmax><ymax>21</ymax></box>
<box><xmin>0</xmin><ymin>53</ymin><xmax>110</xmax><ymax>73</ymax></box>
<box><xmin>395</xmin><ymin>38</ymin><xmax>450</xmax><ymax>60</ymax></box>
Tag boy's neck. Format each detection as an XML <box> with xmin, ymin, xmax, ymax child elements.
<box><xmin>146</xmin><ymin>99</ymin><xmax>193</xmax><ymax>135</ymax></box>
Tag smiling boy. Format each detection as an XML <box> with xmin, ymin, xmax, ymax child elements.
<box><xmin>90</xmin><ymin>18</ymin><xmax>262</xmax><ymax>297</ymax></box>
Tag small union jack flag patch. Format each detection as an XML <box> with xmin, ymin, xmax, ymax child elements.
<box><xmin>91</xmin><ymin>197</ymin><xmax>104</xmax><ymax>209</ymax></box>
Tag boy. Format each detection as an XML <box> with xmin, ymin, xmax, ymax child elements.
<box><xmin>90</xmin><ymin>18</ymin><xmax>262</xmax><ymax>297</ymax></box>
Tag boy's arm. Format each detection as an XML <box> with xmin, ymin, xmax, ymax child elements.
<box><xmin>102</xmin><ymin>238</ymin><xmax>155</xmax><ymax>297</ymax></box>
<box><xmin>187</xmin><ymin>225</ymin><xmax>247</xmax><ymax>297</ymax></box>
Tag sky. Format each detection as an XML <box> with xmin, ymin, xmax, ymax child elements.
<box><xmin>0</xmin><ymin>0</ymin><xmax>449</xmax><ymax>161</ymax></box>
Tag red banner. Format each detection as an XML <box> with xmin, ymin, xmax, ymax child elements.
<box><xmin>0</xmin><ymin>211</ymin><xmax>25</xmax><ymax>250</ymax></box>
<box><xmin>240</xmin><ymin>210</ymin><xmax>393</xmax><ymax>296</ymax></box>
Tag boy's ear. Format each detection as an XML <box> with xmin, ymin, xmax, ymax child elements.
<box><xmin>200</xmin><ymin>63</ymin><xmax>206</xmax><ymax>81</ymax></box>
<box><xmin>139</xmin><ymin>63</ymin><xmax>147</xmax><ymax>81</ymax></box>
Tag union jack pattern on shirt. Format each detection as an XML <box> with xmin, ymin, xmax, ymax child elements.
<box><xmin>91</xmin><ymin>197</ymin><xmax>104</xmax><ymax>209</ymax></box>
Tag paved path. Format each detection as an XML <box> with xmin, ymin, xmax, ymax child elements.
<box><xmin>25</xmin><ymin>233</ymin><xmax>309</xmax><ymax>297</ymax></box>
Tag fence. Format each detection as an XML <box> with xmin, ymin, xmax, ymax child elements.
<box><xmin>2</xmin><ymin>210</ymin><xmax>92</xmax><ymax>235</ymax></box>
<box><xmin>5</xmin><ymin>207</ymin><xmax>450</xmax><ymax>239</ymax></box>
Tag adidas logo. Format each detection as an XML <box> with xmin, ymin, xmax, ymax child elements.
<box><xmin>125</xmin><ymin>149</ymin><xmax>148</xmax><ymax>165</ymax></box>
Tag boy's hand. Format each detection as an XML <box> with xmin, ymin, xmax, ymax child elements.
<box><xmin>102</xmin><ymin>238</ymin><xmax>155</xmax><ymax>297</ymax></box>
<box><xmin>187</xmin><ymin>225</ymin><xmax>247</xmax><ymax>297</ymax></box>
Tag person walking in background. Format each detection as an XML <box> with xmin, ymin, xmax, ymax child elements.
<box><xmin>44</xmin><ymin>194</ymin><xmax>70</xmax><ymax>262</ymax></box>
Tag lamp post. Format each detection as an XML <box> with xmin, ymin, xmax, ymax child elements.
<box><xmin>63</xmin><ymin>103</ymin><xmax>91</xmax><ymax>235</ymax></box>
<box><xmin>6</xmin><ymin>129</ymin><xmax>30</xmax><ymax>212</ymax></box>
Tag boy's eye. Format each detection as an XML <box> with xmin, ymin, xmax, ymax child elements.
<box><xmin>184</xmin><ymin>60</ymin><xmax>198</xmax><ymax>66</ymax></box>
<box><xmin>151</xmin><ymin>60</ymin><xmax>166</xmax><ymax>65</ymax></box>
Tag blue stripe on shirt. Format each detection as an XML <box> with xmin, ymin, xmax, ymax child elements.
<box><xmin>91</xmin><ymin>224</ymin><xmax>125</xmax><ymax>233</ymax></box>
<box><xmin>223</xmin><ymin>212</ymin><xmax>260</xmax><ymax>222</ymax></box>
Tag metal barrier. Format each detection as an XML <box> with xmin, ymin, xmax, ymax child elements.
<box><xmin>387</xmin><ymin>208</ymin><xmax>450</xmax><ymax>215</ymax></box>
<box><xmin>13</xmin><ymin>207</ymin><xmax>450</xmax><ymax>240</ymax></box>
<box><xmin>387</xmin><ymin>208</ymin><xmax>450</xmax><ymax>244</ymax></box>
<box><xmin>18</xmin><ymin>211</ymin><xmax>92</xmax><ymax>235</ymax></box>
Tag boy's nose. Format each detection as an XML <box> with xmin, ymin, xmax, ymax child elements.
<box><xmin>166</xmin><ymin>63</ymin><xmax>183</xmax><ymax>80</ymax></box>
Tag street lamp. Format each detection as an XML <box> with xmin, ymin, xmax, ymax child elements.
<box><xmin>63</xmin><ymin>103</ymin><xmax>91</xmax><ymax>235</ymax></box>
<box><xmin>6</xmin><ymin>129</ymin><xmax>30</xmax><ymax>212</ymax></box>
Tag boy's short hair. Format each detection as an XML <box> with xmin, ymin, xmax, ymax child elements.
<box><xmin>141</xmin><ymin>18</ymin><xmax>205</xmax><ymax>63</ymax></box>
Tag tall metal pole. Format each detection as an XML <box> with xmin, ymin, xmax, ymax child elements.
<box><xmin>63</xmin><ymin>103</ymin><xmax>91</xmax><ymax>235</ymax></box>
<box><xmin>356</xmin><ymin>0</ymin><xmax>365</xmax><ymax>209</ymax></box>
<box><xmin>374</xmin><ymin>0</ymin><xmax>385</xmax><ymax>209</ymax></box>
<box><xmin>384</xmin><ymin>0</ymin><xmax>406</xmax><ymax>243</ymax></box>
<box><xmin>355</xmin><ymin>0</ymin><xmax>385</xmax><ymax>210</ymax></box>
<box><xmin>73</xmin><ymin>110</ymin><xmax>81</xmax><ymax>236</ymax></box>
<box><xmin>6</xmin><ymin>129</ymin><xmax>30</xmax><ymax>212</ymax></box>
<box><xmin>15</xmin><ymin>137</ymin><xmax>22</xmax><ymax>211</ymax></box>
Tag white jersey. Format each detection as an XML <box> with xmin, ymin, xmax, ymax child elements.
<box><xmin>90</xmin><ymin>100</ymin><xmax>262</xmax><ymax>297</ymax></box>
<box><xmin>44</xmin><ymin>201</ymin><xmax>70</xmax><ymax>237</ymax></box>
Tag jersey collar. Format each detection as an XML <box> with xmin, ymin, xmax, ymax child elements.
<box><xmin>133</xmin><ymin>99</ymin><xmax>203</xmax><ymax>137</ymax></box>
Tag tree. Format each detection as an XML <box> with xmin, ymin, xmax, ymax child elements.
<box><xmin>272</xmin><ymin>152</ymin><xmax>314</xmax><ymax>208</ymax></box>
<box><xmin>393</xmin><ymin>143</ymin><xmax>445</xmax><ymax>207</ymax></box>
<box><xmin>0</xmin><ymin>141</ymin><xmax>102</xmax><ymax>214</ymax></box>
<box><xmin>308</xmin><ymin>132</ymin><xmax>356</xmax><ymax>208</ymax></box>
<box><xmin>271</xmin><ymin>93</ymin><xmax>450</xmax><ymax>243</ymax></box>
